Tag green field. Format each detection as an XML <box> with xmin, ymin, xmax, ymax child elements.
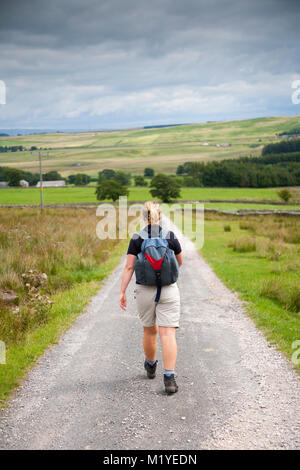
<box><xmin>1</xmin><ymin>186</ymin><xmax>300</xmax><ymax>210</ymax></box>
<box><xmin>1</xmin><ymin>115</ymin><xmax>300</xmax><ymax>176</ymax></box>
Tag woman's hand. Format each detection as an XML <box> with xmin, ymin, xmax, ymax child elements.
<box><xmin>120</xmin><ymin>291</ymin><xmax>127</xmax><ymax>310</ymax></box>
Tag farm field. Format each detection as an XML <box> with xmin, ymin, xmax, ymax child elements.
<box><xmin>0</xmin><ymin>186</ymin><xmax>300</xmax><ymax>209</ymax></box>
<box><xmin>181</xmin><ymin>211</ymin><xmax>300</xmax><ymax>370</ymax></box>
<box><xmin>1</xmin><ymin>115</ymin><xmax>300</xmax><ymax>176</ymax></box>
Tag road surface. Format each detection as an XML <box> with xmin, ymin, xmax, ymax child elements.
<box><xmin>0</xmin><ymin>218</ymin><xmax>299</xmax><ymax>450</ymax></box>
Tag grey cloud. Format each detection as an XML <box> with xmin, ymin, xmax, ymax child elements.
<box><xmin>0</xmin><ymin>0</ymin><xmax>299</xmax><ymax>129</ymax></box>
<box><xmin>1</xmin><ymin>0</ymin><xmax>299</xmax><ymax>49</ymax></box>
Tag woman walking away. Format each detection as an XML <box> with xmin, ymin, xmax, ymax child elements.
<box><xmin>120</xmin><ymin>201</ymin><xmax>182</xmax><ymax>394</ymax></box>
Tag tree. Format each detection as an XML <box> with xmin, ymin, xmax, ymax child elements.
<box><xmin>277</xmin><ymin>189</ymin><xmax>292</xmax><ymax>202</ymax></box>
<box><xmin>22</xmin><ymin>171</ymin><xmax>40</xmax><ymax>186</ymax></box>
<box><xmin>262</xmin><ymin>139</ymin><xmax>300</xmax><ymax>156</ymax></box>
<box><xmin>134</xmin><ymin>175</ymin><xmax>147</xmax><ymax>186</ymax></box>
<box><xmin>95</xmin><ymin>179</ymin><xmax>129</xmax><ymax>202</ymax></box>
<box><xmin>67</xmin><ymin>174</ymin><xmax>76</xmax><ymax>185</ymax></box>
<box><xmin>4</xmin><ymin>168</ymin><xmax>23</xmax><ymax>186</ymax></box>
<box><xmin>74</xmin><ymin>173</ymin><xmax>91</xmax><ymax>186</ymax></box>
<box><xmin>0</xmin><ymin>166</ymin><xmax>8</xmax><ymax>181</ymax></box>
<box><xmin>114</xmin><ymin>170</ymin><xmax>131</xmax><ymax>186</ymax></box>
<box><xmin>98</xmin><ymin>169</ymin><xmax>116</xmax><ymax>184</ymax></box>
<box><xmin>43</xmin><ymin>170</ymin><xmax>63</xmax><ymax>181</ymax></box>
<box><xmin>150</xmin><ymin>173</ymin><xmax>181</xmax><ymax>202</ymax></box>
<box><xmin>176</xmin><ymin>165</ymin><xmax>185</xmax><ymax>175</ymax></box>
<box><xmin>144</xmin><ymin>167</ymin><xmax>154</xmax><ymax>178</ymax></box>
<box><xmin>183</xmin><ymin>162</ymin><xmax>193</xmax><ymax>174</ymax></box>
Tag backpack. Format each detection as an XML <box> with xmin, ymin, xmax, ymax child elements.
<box><xmin>134</xmin><ymin>227</ymin><xmax>179</xmax><ymax>302</ymax></box>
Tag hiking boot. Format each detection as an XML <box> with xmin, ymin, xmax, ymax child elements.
<box><xmin>144</xmin><ymin>359</ymin><xmax>158</xmax><ymax>379</ymax></box>
<box><xmin>164</xmin><ymin>374</ymin><xmax>178</xmax><ymax>394</ymax></box>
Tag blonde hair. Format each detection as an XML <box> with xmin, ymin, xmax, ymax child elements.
<box><xmin>142</xmin><ymin>201</ymin><xmax>161</xmax><ymax>225</ymax></box>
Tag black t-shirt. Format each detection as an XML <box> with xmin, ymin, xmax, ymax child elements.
<box><xmin>127</xmin><ymin>224</ymin><xmax>182</xmax><ymax>257</ymax></box>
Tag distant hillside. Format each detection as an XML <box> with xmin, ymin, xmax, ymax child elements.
<box><xmin>0</xmin><ymin>116</ymin><xmax>300</xmax><ymax>177</ymax></box>
<box><xmin>0</xmin><ymin>128</ymin><xmax>95</xmax><ymax>136</ymax></box>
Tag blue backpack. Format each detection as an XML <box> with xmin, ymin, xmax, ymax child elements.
<box><xmin>134</xmin><ymin>227</ymin><xmax>179</xmax><ymax>302</ymax></box>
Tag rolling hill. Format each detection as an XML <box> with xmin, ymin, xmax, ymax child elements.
<box><xmin>0</xmin><ymin>116</ymin><xmax>300</xmax><ymax>177</ymax></box>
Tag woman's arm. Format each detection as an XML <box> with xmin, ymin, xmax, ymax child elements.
<box><xmin>119</xmin><ymin>254</ymin><xmax>136</xmax><ymax>310</ymax></box>
<box><xmin>176</xmin><ymin>252</ymin><xmax>183</xmax><ymax>267</ymax></box>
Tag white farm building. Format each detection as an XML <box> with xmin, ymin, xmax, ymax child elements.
<box><xmin>36</xmin><ymin>180</ymin><xmax>66</xmax><ymax>188</ymax></box>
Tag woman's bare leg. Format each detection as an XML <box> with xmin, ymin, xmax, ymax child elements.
<box><xmin>143</xmin><ymin>326</ymin><xmax>158</xmax><ymax>361</ymax></box>
<box><xmin>158</xmin><ymin>326</ymin><xmax>177</xmax><ymax>370</ymax></box>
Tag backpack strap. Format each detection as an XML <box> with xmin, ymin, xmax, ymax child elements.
<box><xmin>137</xmin><ymin>228</ymin><xmax>149</xmax><ymax>240</ymax></box>
<box><xmin>159</xmin><ymin>227</ymin><xmax>170</xmax><ymax>239</ymax></box>
<box><xmin>154</xmin><ymin>271</ymin><xmax>161</xmax><ymax>303</ymax></box>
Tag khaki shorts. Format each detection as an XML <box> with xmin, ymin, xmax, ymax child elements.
<box><xmin>135</xmin><ymin>282</ymin><xmax>180</xmax><ymax>328</ymax></box>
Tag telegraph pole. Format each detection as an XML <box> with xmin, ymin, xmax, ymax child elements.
<box><xmin>39</xmin><ymin>151</ymin><xmax>44</xmax><ymax>210</ymax></box>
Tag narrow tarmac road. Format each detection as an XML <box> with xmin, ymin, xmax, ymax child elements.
<box><xmin>0</xmin><ymin>218</ymin><xmax>299</xmax><ymax>450</ymax></box>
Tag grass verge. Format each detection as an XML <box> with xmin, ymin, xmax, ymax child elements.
<box><xmin>0</xmin><ymin>224</ymin><xmax>127</xmax><ymax>407</ymax></box>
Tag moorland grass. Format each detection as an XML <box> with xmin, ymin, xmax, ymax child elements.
<box><xmin>0</xmin><ymin>208</ymin><xmax>127</xmax><ymax>405</ymax></box>
<box><xmin>184</xmin><ymin>212</ymin><xmax>300</xmax><ymax>371</ymax></box>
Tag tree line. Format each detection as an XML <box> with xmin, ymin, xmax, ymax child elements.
<box><xmin>278</xmin><ymin>127</ymin><xmax>300</xmax><ymax>136</ymax></box>
<box><xmin>0</xmin><ymin>166</ymin><xmax>154</xmax><ymax>187</ymax></box>
<box><xmin>0</xmin><ymin>145</ymin><xmax>25</xmax><ymax>153</ymax></box>
<box><xmin>0</xmin><ymin>145</ymin><xmax>49</xmax><ymax>153</ymax></box>
<box><xmin>176</xmin><ymin>152</ymin><xmax>300</xmax><ymax>188</ymax></box>
<box><xmin>262</xmin><ymin>139</ymin><xmax>300</xmax><ymax>155</ymax></box>
<box><xmin>0</xmin><ymin>167</ymin><xmax>95</xmax><ymax>186</ymax></box>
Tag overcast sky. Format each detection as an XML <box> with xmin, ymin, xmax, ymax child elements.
<box><xmin>0</xmin><ymin>0</ymin><xmax>299</xmax><ymax>130</ymax></box>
